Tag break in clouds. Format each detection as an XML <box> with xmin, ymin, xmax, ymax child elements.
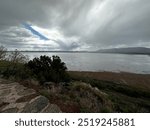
<box><xmin>0</xmin><ymin>0</ymin><xmax>150</xmax><ymax>51</ymax></box>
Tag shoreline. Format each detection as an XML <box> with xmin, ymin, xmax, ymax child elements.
<box><xmin>69</xmin><ymin>70</ymin><xmax>150</xmax><ymax>75</ymax></box>
<box><xmin>68</xmin><ymin>71</ymin><xmax>150</xmax><ymax>91</ymax></box>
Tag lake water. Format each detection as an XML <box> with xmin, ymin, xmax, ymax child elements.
<box><xmin>23</xmin><ymin>52</ymin><xmax>150</xmax><ymax>74</ymax></box>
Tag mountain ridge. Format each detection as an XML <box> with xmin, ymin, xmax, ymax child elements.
<box><xmin>96</xmin><ymin>47</ymin><xmax>150</xmax><ymax>54</ymax></box>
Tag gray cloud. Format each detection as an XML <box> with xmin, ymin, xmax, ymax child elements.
<box><xmin>86</xmin><ymin>0</ymin><xmax>150</xmax><ymax>48</ymax></box>
<box><xmin>0</xmin><ymin>0</ymin><xmax>150</xmax><ymax>50</ymax></box>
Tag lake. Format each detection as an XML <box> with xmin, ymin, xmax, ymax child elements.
<box><xmin>22</xmin><ymin>52</ymin><xmax>150</xmax><ymax>74</ymax></box>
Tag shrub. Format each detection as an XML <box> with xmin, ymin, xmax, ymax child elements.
<box><xmin>0</xmin><ymin>46</ymin><xmax>7</xmax><ymax>60</ymax></box>
<box><xmin>8</xmin><ymin>49</ymin><xmax>29</xmax><ymax>63</ymax></box>
<box><xmin>26</xmin><ymin>55</ymin><xmax>69</xmax><ymax>83</ymax></box>
<box><xmin>2</xmin><ymin>62</ymin><xmax>31</xmax><ymax>79</ymax></box>
<box><xmin>1</xmin><ymin>50</ymin><xmax>31</xmax><ymax>80</ymax></box>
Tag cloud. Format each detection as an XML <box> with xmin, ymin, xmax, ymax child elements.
<box><xmin>0</xmin><ymin>0</ymin><xmax>150</xmax><ymax>50</ymax></box>
<box><xmin>0</xmin><ymin>25</ymin><xmax>87</xmax><ymax>51</ymax></box>
<box><xmin>85</xmin><ymin>0</ymin><xmax>150</xmax><ymax>48</ymax></box>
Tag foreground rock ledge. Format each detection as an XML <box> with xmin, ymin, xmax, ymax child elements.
<box><xmin>0</xmin><ymin>78</ymin><xmax>62</xmax><ymax>113</ymax></box>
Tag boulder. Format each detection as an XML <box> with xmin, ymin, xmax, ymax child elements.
<box><xmin>41</xmin><ymin>104</ymin><xmax>62</xmax><ymax>113</ymax></box>
<box><xmin>21</xmin><ymin>96</ymin><xmax>49</xmax><ymax>113</ymax></box>
<box><xmin>0</xmin><ymin>79</ymin><xmax>62</xmax><ymax>113</ymax></box>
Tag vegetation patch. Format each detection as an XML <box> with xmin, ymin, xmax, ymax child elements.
<box><xmin>1</xmin><ymin>46</ymin><xmax>150</xmax><ymax>113</ymax></box>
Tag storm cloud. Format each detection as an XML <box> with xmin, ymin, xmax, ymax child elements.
<box><xmin>0</xmin><ymin>0</ymin><xmax>150</xmax><ymax>51</ymax></box>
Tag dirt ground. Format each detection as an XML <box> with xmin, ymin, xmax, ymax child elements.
<box><xmin>69</xmin><ymin>71</ymin><xmax>150</xmax><ymax>91</ymax></box>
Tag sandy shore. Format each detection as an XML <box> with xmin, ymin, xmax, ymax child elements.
<box><xmin>69</xmin><ymin>71</ymin><xmax>150</xmax><ymax>91</ymax></box>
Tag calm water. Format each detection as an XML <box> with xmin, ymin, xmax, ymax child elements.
<box><xmin>23</xmin><ymin>52</ymin><xmax>150</xmax><ymax>74</ymax></box>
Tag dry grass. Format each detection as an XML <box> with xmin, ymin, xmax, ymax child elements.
<box><xmin>39</xmin><ymin>81</ymin><xmax>113</xmax><ymax>113</ymax></box>
<box><xmin>68</xmin><ymin>71</ymin><xmax>150</xmax><ymax>91</ymax></box>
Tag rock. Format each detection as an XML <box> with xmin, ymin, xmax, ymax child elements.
<box><xmin>1</xmin><ymin>107</ymin><xmax>18</xmax><ymax>113</ymax></box>
<box><xmin>41</xmin><ymin>104</ymin><xmax>62</xmax><ymax>113</ymax></box>
<box><xmin>93</xmin><ymin>87</ymin><xmax>108</xmax><ymax>96</ymax></box>
<box><xmin>21</xmin><ymin>96</ymin><xmax>49</xmax><ymax>113</ymax></box>
<box><xmin>0</xmin><ymin>89</ymin><xmax>11</xmax><ymax>97</ymax></box>
<box><xmin>17</xmin><ymin>88</ymin><xmax>36</xmax><ymax>96</ymax></box>
<box><xmin>0</xmin><ymin>100</ymin><xmax>3</xmax><ymax>106</ymax></box>
<box><xmin>1</xmin><ymin>102</ymin><xmax>27</xmax><ymax>112</ymax></box>
<box><xmin>0</xmin><ymin>79</ymin><xmax>62</xmax><ymax>113</ymax></box>
<box><xmin>0</xmin><ymin>100</ymin><xmax>9</xmax><ymax>107</ymax></box>
<box><xmin>16</xmin><ymin>94</ymin><xmax>38</xmax><ymax>103</ymax></box>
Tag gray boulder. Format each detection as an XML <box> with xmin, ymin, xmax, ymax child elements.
<box><xmin>21</xmin><ymin>96</ymin><xmax>49</xmax><ymax>113</ymax></box>
<box><xmin>41</xmin><ymin>104</ymin><xmax>62</xmax><ymax>113</ymax></box>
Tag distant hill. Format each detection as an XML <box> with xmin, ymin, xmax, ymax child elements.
<box><xmin>96</xmin><ymin>47</ymin><xmax>150</xmax><ymax>54</ymax></box>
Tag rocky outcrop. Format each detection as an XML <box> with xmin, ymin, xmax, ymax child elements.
<box><xmin>0</xmin><ymin>78</ymin><xmax>61</xmax><ymax>113</ymax></box>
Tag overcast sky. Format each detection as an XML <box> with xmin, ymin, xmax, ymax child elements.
<box><xmin>0</xmin><ymin>0</ymin><xmax>150</xmax><ymax>51</ymax></box>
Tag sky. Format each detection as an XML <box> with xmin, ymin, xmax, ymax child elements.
<box><xmin>0</xmin><ymin>0</ymin><xmax>150</xmax><ymax>51</ymax></box>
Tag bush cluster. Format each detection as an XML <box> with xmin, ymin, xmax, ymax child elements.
<box><xmin>27</xmin><ymin>55</ymin><xmax>70</xmax><ymax>83</ymax></box>
<box><xmin>0</xmin><ymin>46</ymin><xmax>69</xmax><ymax>83</ymax></box>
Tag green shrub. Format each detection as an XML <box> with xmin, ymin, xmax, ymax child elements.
<box><xmin>0</xmin><ymin>50</ymin><xmax>31</xmax><ymax>80</ymax></box>
<box><xmin>26</xmin><ymin>55</ymin><xmax>70</xmax><ymax>83</ymax></box>
<box><xmin>2</xmin><ymin>62</ymin><xmax>31</xmax><ymax>80</ymax></box>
